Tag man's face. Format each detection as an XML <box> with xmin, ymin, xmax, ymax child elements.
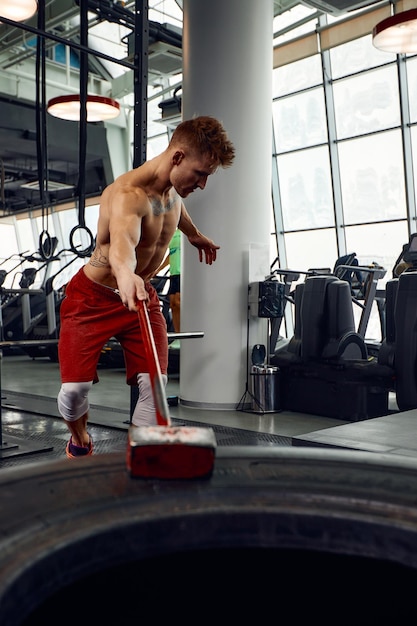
<box><xmin>171</xmin><ymin>151</ymin><xmax>217</xmax><ymax>198</ymax></box>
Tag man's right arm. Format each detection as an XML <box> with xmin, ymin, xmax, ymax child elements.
<box><xmin>108</xmin><ymin>188</ymin><xmax>148</xmax><ymax>309</ymax></box>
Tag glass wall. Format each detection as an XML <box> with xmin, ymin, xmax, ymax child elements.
<box><xmin>272</xmin><ymin>24</ymin><xmax>415</xmax><ymax>281</ymax></box>
<box><xmin>271</xmin><ymin>6</ymin><xmax>417</xmax><ymax>340</ymax></box>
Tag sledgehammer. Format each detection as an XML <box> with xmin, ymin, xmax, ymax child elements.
<box><xmin>127</xmin><ymin>299</ymin><xmax>216</xmax><ymax>479</ymax></box>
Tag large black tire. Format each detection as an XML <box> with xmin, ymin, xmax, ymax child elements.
<box><xmin>2</xmin><ymin>447</ymin><xmax>417</xmax><ymax>624</ymax></box>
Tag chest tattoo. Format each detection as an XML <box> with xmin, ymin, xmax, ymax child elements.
<box><xmin>150</xmin><ymin>195</ymin><xmax>174</xmax><ymax>216</ymax></box>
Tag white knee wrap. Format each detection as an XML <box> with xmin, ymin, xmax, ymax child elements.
<box><xmin>57</xmin><ymin>381</ymin><xmax>93</xmax><ymax>422</ymax></box>
<box><xmin>131</xmin><ymin>373</ymin><xmax>168</xmax><ymax>427</ymax></box>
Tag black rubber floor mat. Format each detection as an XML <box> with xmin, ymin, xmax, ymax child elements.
<box><xmin>0</xmin><ymin>408</ymin><xmax>291</xmax><ymax>469</ymax></box>
<box><xmin>171</xmin><ymin>417</ymin><xmax>291</xmax><ymax>446</ymax></box>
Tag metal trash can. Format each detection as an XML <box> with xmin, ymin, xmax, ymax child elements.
<box><xmin>250</xmin><ymin>365</ymin><xmax>280</xmax><ymax>413</ymax></box>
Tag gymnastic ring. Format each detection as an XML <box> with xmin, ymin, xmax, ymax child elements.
<box><xmin>69</xmin><ymin>224</ymin><xmax>95</xmax><ymax>258</ymax></box>
<box><xmin>38</xmin><ymin>229</ymin><xmax>53</xmax><ymax>260</ymax></box>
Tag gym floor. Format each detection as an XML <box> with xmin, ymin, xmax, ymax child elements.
<box><xmin>0</xmin><ymin>351</ymin><xmax>346</xmax><ymax>469</ymax></box>
<box><xmin>3</xmin><ymin>350</ymin><xmax>415</xmax><ymax>471</ymax></box>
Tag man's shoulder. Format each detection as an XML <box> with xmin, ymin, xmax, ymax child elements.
<box><xmin>110</xmin><ymin>177</ymin><xmax>148</xmax><ymax>201</ymax></box>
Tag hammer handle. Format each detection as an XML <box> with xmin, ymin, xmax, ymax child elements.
<box><xmin>137</xmin><ymin>300</ymin><xmax>170</xmax><ymax>426</ymax></box>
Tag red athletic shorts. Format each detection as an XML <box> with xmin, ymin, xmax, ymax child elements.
<box><xmin>58</xmin><ymin>267</ymin><xmax>168</xmax><ymax>385</ymax></box>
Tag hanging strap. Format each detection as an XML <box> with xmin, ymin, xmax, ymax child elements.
<box><xmin>69</xmin><ymin>0</ymin><xmax>94</xmax><ymax>258</ymax></box>
<box><xmin>35</xmin><ymin>0</ymin><xmax>53</xmax><ymax>261</ymax></box>
<box><xmin>0</xmin><ymin>159</ymin><xmax>5</xmax><ymax>211</ymax></box>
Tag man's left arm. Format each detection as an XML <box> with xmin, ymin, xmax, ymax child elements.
<box><xmin>178</xmin><ymin>203</ymin><xmax>220</xmax><ymax>265</ymax></box>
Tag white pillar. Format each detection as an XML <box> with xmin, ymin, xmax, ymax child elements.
<box><xmin>180</xmin><ymin>0</ymin><xmax>273</xmax><ymax>410</ymax></box>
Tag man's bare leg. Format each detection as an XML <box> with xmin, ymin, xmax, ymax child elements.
<box><xmin>65</xmin><ymin>412</ymin><xmax>90</xmax><ymax>447</ymax></box>
<box><xmin>169</xmin><ymin>292</ymin><xmax>181</xmax><ymax>333</ymax></box>
<box><xmin>57</xmin><ymin>382</ymin><xmax>94</xmax><ymax>457</ymax></box>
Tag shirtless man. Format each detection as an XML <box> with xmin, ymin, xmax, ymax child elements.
<box><xmin>57</xmin><ymin>116</ymin><xmax>235</xmax><ymax>458</ymax></box>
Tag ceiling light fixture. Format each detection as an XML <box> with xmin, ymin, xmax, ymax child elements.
<box><xmin>47</xmin><ymin>95</ymin><xmax>121</xmax><ymax>122</ymax></box>
<box><xmin>0</xmin><ymin>0</ymin><xmax>38</xmax><ymax>22</ymax></box>
<box><xmin>373</xmin><ymin>8</ymin><xmax>417</xmax><ymax>53</ymax></box>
